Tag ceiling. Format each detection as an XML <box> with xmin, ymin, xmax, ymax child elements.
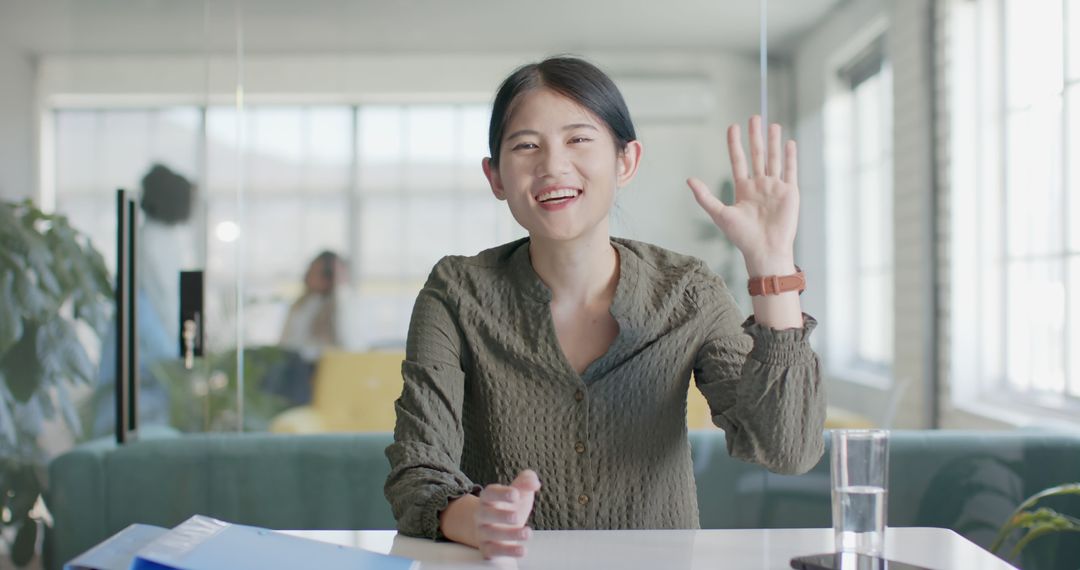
<box><xmin>0</xmin><ymin>0</ymin><xmax>844</xmax><ymax>58</ymax></box>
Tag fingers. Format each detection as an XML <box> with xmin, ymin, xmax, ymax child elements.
<box><xmin>735</xmin><ymin>116</ymin><xmax>790</xmax><ymax>181</ymax></box>
<box><xmin>477</xmin><ymin>502</ymin><xmax>527</xmax><ymax>526</ymax></box>
<box><xmin>480</xmin><ymin>484</ymin><xmax>520</xmax><ymax>504</ymax></box>
<box><xmin>767</xmin><ymin>123</ymin><xmax>782</xmax><ymax>177</ymax></box>
<box><xmin>727</xmin><ymin>124</ymin><xmax>749</xmax><ymax>180</ymax></box>
<box><xmin>749</xmin><ymin>115</ymin><xmax>765</xmax><ymax>178</ymax></box>
<box><xmin>477</xmin><ymin>488</ymin><xmax>528</xmax><ymax>526</ymax></box>
<box><xmin>475</xmin><ymin>472</ymin><xmax>541</xmax><ymax>559</ymax></box>
<box><xmin>479</xmin><ymin>523</ymin><xmax>533</xmax><ymax>542</ymax></box>
<box><xmin>511</xmin><ymin>469</ymin><xmax>541</xmax><ymax>492</ymax></box>
<box><xmin>687</xmin><ymin>177</ymin><xmax>726</xmax><ymax>220</ymax></box>
<box><xmin>476</xmin><ymin>498</ymin><xmax>531</xmax><ymax>559</ymax></box>
<box><xmin>783</xmin><ymin>139</ymin><xmax>798</xmax><ymax>184</ymax></box>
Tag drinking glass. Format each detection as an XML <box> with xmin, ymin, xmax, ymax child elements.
<box><xmin>831</xmin><ymin>429</ymin><xmax>890</xmax><ymax>555</ymax></box>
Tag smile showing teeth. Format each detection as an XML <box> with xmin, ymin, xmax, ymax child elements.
<box><xmin>537</xmin><ymin>188</ymin><xmax>581</xmax><ymax>202</ymax></box>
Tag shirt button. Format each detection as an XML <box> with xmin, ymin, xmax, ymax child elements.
<box><xmin>574</xmin><ymin>441</ymin><xmax>586</xmax><ymax>454</ymax></box>
<box><xmin>578</xmin><ymin>494</ymin><xmax>590</xmax><ymax>505</ymax></box>
<box><xmin>574</xmin><ymin>390</ymin><xmax>584</xmax><ymax>402</ymax></box>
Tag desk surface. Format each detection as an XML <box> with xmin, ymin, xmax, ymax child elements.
<box><xmin>284</xmin><ymin>527</ymin><xmax>1016</xmax><ymax>570</ymax></box>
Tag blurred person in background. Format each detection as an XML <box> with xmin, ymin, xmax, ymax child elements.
<box><xmin>269</xmin><ymin>250</ymin><xmax>361</xmax><ymax>405</ymax></box>
<box><xmin>92</xmin><ymin>164</ymin><xmax>197</xmax><ymax>436</ymax></box>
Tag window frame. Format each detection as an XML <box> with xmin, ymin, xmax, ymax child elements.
<box><xmin>45</xmin><ymin>101</ymin><xmax>518</xmax><ymax>350</ymax></box>
<box><xmin>948</xmin><ymin>0</ymin><xmax>1080</xmax><ymax>421</ymax></box>
<box><xmin>824</xmin><ymin>29</ymin><xmax>896</xmax><ymax>386</ymax></box>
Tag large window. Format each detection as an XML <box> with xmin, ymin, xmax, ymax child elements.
<box><xmin>50</xmin><ymin>103</ymin><xmax>521</xmax><ymax>352</ymax></box>
<box><xmin>951</xmin><ymin>0</ymin><xmax>1079</xmax><ymax>413</ymax></box>
<box><xmin>826</xmin><ymin>36</ymin><xmax>895</xmax><ymax>380</ymax></box>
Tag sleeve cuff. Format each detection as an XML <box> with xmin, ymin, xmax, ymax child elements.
<box><xmin>741</xmin><ymin>313</ymin><xmax>818</xmax><ymax>366</ymax></box>
<box><xmin>425</xmin><ymin>482</ymin><xmax>483</xmax><ymax>541</ymax></box>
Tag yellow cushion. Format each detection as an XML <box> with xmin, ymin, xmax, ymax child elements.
<box><xmin>687</xmin><ymin>380</ymin><xmax>718</xmax><ymax>430</ymax></box>
<box><xmin>269</xmin><ymin>406</ymin><xmax>328</xmax><ymax>433</ymax></box>
<box><xmin>270</xmin><ymin>349</ymin><xmax>405</xmax><ymax>433</ymax></box>
<box><xmin>271</xmin><ymin>356</ymin><xmax>746</xmax><ymax>433</ymax></box>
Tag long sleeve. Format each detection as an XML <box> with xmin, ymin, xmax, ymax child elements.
<box><xmin>690</xmin><ymin>265</ymin><xmax>826</xmax><ymax>475</ymax></box>
<box><xmin>384</xmin><ymin>262</ymin><xmax>480</xmax><ymax>539</ymax></box>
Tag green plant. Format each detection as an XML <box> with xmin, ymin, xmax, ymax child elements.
<box><xmin>0</xmin><ymin>199</ymin><xmax>112</xmax><ymax>567</ymax></box>
<box><xmin>991</xmin><ymin>483</ymin><xmax>1080</xmax><ymax>563</ymax></box>
<box><xmin>149</xmin><ymin>346</ymin><xmax>293</xmax><ymax>433</ymax></box>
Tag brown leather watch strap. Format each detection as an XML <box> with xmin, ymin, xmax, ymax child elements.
<box><xmin>747</xmin><ymin>267</ymin><xmax>806</xmax><ymax>296</ymax></box>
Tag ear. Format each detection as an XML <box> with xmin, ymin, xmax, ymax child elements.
<box><xmin>482</xmin><ymin>157</ymin><xmax>506</xmax><ymax>201</ymax></box>
<box><xmin>616</xmin><ymin>140</ymin><xmax>643</xmax><ymax>188</ymax></box>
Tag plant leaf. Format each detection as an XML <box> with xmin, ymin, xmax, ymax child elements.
<box><xmin>35</xmin><ymin>386</ymin><xmax>57</xmax><ymax>420</ymax></box>
<box><xmin>13</xmin><ymin>392</ymin><xmax>45</xmax><ymax>440</ymax></box>
<box><xmin>1008</xmin><ymin>511</ymin><xmax>1080</xmax><ymax>559</ymax></box>
<box><xmin>10</xmin><ymin>272</ymin><xmax>49</xmax><ymax>319</ymax></box>
<box><xmin>3</xmin><ymin>465</ymin><xmax>40</xmax><ymax>538</ymax></box>
<box><xmin>991</xmin><ymin>482</ymin><xmax>1080</xmax><ymax>553</ymax></box>
<box><xmin>1022</xmin><ymin>483</ymin><xmax>1080</xmax><ymax>506</ymax></box>
<box><xmin>36</xmin><ymin>316</ymin><xmax>94</xmax><ymax>386</ymax></box>
<box><xmin>12</xmin><ymin>517</ymin><xmax>37</xmax><ymax>566</ymax></box>
<box><xmin>73</xmin><ymin>288</ymin><xmax>112</xmax><ymax>337</ymax></box>
<box><xmin>993</xmin><ymin>504</ymin><xmax>1080</xmax><ymax>555</ymax></box>
<box><xmin>0</xmin><ymin>321</ymin><xmax>42</xmax><ymax>402</ymax></box>
<box><xmin>55</xmin><ymin>380</ymin><xmax>82</xmax><ymax>439</ymax></box>
<box><xmin>0</xmin><ymin>271</ymin><xmax>24</xmax><ymax>355</ymax></box>
<box><xmin>20</xmin><ymin>225</ymin><xmax>59</xmax><ymax>303</ymax></box>
<box><xmin>0</xmin><ymin>378</ymin><xmax>17</xmax><ymax>448</ymax></box>
<box><xmin>35</xmin><ymin>319</ymin><xmax>66</xmax><ymax>386</ymax></box>
<box><xmin>83</xmin><ymin>239</ymin><xmax>113</xmax><ymax>295</ymax></box>
<box><xmin>62</xmin><ymin>325</ymin><xmax>95</xmax><ymax>384</ymax></box>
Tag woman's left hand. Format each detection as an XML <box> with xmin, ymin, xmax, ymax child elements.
<box><xmin>687</xmin><ymin>115</ymin><xmax>799</xmax><ymax>275</ymax></box>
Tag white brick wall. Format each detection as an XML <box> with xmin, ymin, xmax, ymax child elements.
<box><xmin>889</xmin><ymin>0</ymin><xmax>936</xmax><ymax>429</ymax></box>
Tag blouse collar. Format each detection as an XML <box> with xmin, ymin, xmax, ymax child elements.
<box><xmin>507</xmin><ymin>237</ymin><xmax>641</xmax><ymax>319</ymax></box>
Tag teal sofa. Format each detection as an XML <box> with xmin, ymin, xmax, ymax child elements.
<box><xmin>46</xmin><ymin>430</ymin><xmax>1080</xmax><ymax>570</ymax></box>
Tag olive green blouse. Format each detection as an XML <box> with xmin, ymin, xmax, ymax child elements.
<box><xmin>384</xmin><ymin>237</ymin><xmax>825</xmax><ymax>539</ymax></box>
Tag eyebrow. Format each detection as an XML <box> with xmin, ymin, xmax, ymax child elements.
<box><xmin>505</xmin><ymin>123</ymin><xmax>600</xmax><ymax>141</ymax></box>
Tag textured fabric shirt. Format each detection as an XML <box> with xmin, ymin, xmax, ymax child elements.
<box><xmin>384</xmin><ymin>237</ymin><xmax>826</xmax><ymax>539</ymax></box>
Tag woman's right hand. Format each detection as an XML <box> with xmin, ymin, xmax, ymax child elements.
<box><xmin>440</xmin><ymin>470</ymin><xmax>542</xmax><ymax>558</ymax></box>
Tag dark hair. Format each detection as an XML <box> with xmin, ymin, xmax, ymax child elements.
<box><xmin>312</xmin><ymin>250</ymin><xmax>344</xmax><ymax>281</ymax></box>
<box><xmin>488</xmin><ymin>57</ymin><xmax>637</xmax><ymax>166</ymax></box>
<box><xmin>139</xmin><ymin>164</ymin><xmax>195</xmax><ymax>224</ymax></box>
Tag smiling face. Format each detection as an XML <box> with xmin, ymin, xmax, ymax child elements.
<box><xmin>483</xmin><ymin>87</ymin><xmax>642</xmax><ymax>244</ymax></box>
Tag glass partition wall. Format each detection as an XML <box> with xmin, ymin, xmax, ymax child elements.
<box><xmin>29</xmin><ymin>0</ymin><xmax>802</xmax><ymax>440</ymax></box>
<box><xmin>23</xmin><ymin>0</ymin><xmax>1078</xmax><ymax>443</ymax></box>
<box><xmin>37</xmin><ymin>1</ymin><xmax>250</xmax><ymax>436</ymax></box>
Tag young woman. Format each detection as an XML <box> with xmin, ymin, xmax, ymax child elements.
<box><xmin>385</xmin><ymin>57</ymin><xmax>825</xmax><ymax>559</ymax></box>
<box><xmin>279</xmin><ymin>250</ymin><xmax>350</xmax><ymax>360</ymax></box>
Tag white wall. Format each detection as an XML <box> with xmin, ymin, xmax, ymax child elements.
<box><xmin>888</xmin><ymin>0</ymin><xmax>938</xmax><ymax>429</ymax></box>
<box><xmin>0</xmin><ymin>40</ymin><xmax>35</xmax><ymax>201</ymax></box>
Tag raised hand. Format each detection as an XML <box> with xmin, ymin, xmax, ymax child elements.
<box><xmin>687</xmin><ymin>115</ymin><xmax>799</xmax><ymax>276</ymax></box>
<box><xmin>474</xmin><ymin>470</ymin><xmax>542</xmax><ymax>559</ymax></box>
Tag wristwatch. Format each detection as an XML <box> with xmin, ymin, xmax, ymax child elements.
<box><xmin>747</xmin><ymin>267</ymin><xmax>805</xmax><ymax>296</ymax></box>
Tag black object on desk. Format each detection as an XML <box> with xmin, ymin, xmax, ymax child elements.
<box><xmin>791</xmin><ymin>553</ymin><xmax>935</xmax><ymax>570</ymax></box>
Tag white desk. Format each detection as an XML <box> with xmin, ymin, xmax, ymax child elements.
<box><xmin>285</xmin><ymin>527</ymin><xmax>1017</xmax><ymax>570</ymax></box>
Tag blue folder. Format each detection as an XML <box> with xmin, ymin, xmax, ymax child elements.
<box><xmin>65</xmin><ymin>516</ymin><xmax>417</xmax><ymax>570</ymax></box>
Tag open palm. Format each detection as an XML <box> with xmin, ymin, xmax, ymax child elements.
<box><xmin>687</xmin><ymin>115</ymin><xmax>799</xmax><ymax>268</ymax></box>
